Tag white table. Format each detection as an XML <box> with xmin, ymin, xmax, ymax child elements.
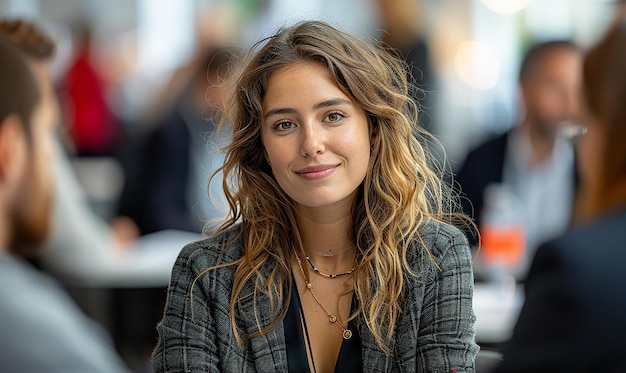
<box><xmin>75</xmin><ymin>229</ymin><xmax>202</xmax><ymax>288</ymax></box>
<box><xmin>473</xmin><ymin>281</ymin><xmax>524</xmax><ymax>344</ymax></box>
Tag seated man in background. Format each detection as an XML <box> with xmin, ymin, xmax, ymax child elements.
<box><xmin>0</xmin><ymin>35</ymin><xmax>129</xmax><ymax>372</ymax></box>
<box><xmin>495</xmin><ymin>18</ymin><xmax>626</xmax><ymax>373</ymax></box>
<box><xmin>455</xmin><ymin>40</ymin><xmax>582</xmax><ymax>278</ymax></box>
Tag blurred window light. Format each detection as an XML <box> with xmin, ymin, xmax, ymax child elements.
<box><xmin>137</xmin><ymin>0</ymin><xmax>194</xmax><ymax>80</ymax></box>
<box><xmin>480</xmin><ymin>0</ymin><xmax>530</xmax><ymax>14</ymax></box>
<box><xmin>5</xmin><ymin>0</ymin><xmax>39</xmax><ymax>16</ymax></box>
<box><xmin>455</xmin><ymin>41</ymin><xmax>500</xmax><ymax>90</ymax></box>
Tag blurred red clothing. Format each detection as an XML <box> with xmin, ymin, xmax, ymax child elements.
<box><xmin>64</xmin><ymin>49</ymin><xmax>119</xmax><ymax>156</ymax></box>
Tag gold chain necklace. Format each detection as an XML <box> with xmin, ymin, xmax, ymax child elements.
<box><xmin>295</xmin><ymin>254</ymin><xmax>353</xmax><ymax>339</ymax></box>
<box><xmin>310</xmin><ymin>244</ymin><xmax>354</xmax><ymax>258</ymax></box>
<box><xmin>305</xmin><ymin>255</ymin><xmax>356</xmax><ymax>279</ymax></box>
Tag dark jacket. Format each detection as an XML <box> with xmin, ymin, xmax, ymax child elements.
<box><xmin>455</xmin><ymin>131</ymin><xmax>509</xmax><ymax>240</ymax></box>
<box><xmin>495</xmin><ymin>206</ymin><xmax>626</xmax><ymax>372</ymax></box>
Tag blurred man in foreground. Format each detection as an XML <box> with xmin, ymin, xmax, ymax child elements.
<box><xmin>0</xmin><ymin>35</ymin><xmax>128</xmax><ymax>372</ymax></box>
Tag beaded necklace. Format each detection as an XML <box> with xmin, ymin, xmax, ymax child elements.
<box><xmin>305</xmin><ymin>255</ymin><xmax>356</xmax><ymax>279</ymax></box>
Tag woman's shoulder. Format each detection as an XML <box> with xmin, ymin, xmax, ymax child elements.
<box><xmin>408</xmin><ymin>219</ymin><xmax>470</xmax><ymax>264</ymax></box>
<box><xmin>176</xmin><ymin>224</ymin><xmax>244</xmax><ymax>269</ymax></box>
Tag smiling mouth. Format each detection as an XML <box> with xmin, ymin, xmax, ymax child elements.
<box><xmin>295</xmin><ymin>164</ymin><xmax>339</xmax><ymax>179</ymax></box>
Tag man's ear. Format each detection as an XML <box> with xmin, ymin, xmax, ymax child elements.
<box><xmin>0</xmin><ymin>114</ymin><xmax>27</xmax><ymax>182</ymax></box>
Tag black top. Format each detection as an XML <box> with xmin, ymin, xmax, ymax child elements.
<box><xmin>284</xmin><ymin>277</ymin><xmax>362</xmax><ymax>373</ymax></box>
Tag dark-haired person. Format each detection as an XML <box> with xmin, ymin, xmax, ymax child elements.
<box><xmin>495</xmin><ymin>18</ymin><xmax>626</xmax><ymax>373</ymax></box>
<box><xmin>456</xmin><ymin>40</ymin><xmax>582</xmax><ymax>277</ymax></box>
<box><xmin>0</xmin><ymin>36</ymin><xmax>129</xmax><ymax>372</ymax></box>
<box><xmin>153</xmin><ymin>20</ymin><xmax>478</xmax><ymax>372</ymax></box>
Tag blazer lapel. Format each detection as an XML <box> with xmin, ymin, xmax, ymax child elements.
<box><xmin>235</xmin><ymin>282</ymin><xmax>289</xmax><ymax>372</ymax></box>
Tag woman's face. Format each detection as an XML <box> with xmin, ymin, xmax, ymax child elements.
<box><xmin>261</xmin><ymin>62</ymin><xmax>371</xmax><ymax>210</ymax></box>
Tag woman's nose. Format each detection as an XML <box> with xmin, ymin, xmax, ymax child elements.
<box><xmin>300</xmin><ymin>124</ymin><xmax>325</xmax><ymax>157</ymax></box>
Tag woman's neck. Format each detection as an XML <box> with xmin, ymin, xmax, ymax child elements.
<box><xmin>297</xmin><ymin>205</ymin><xmax>355</xmax><ymax>272</ymax></box>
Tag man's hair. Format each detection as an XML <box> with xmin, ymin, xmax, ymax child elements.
<box><xmin>518</xmin><ymin>40</ymin><xmax>580</xmax><ymax>82</ymax></box>
<box><xmin>0</xmin><ymin>35</ymin><xmax>41</xmax><ymax>137</ymax></box>
<box><xmin>0</xmin><ymin>18</ymin><xmax>56</xmax><ymax>61</ymax></box>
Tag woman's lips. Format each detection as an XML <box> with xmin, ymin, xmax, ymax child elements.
<box><xmin>295</xmin><ymin>164</ymin><xmax>339</xmax><ymax>180</ymax></box>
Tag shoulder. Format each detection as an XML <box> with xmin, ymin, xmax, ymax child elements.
<box><xmin>465</xmin><ymin>130</ymin><xmax>510</xmax><ymax>160</ymax></box>
<box><xmin>167</xmin><ymin>225</ymin><xmax>243</xmax><ymax>290</ymax></box>
<box><xmin>0</xmin><ymin>255</ymin><xmax>59</xmax><ymax>297</ymax></box>
<box><xmin>523</xmin><ymin>207</ymin><xmax>626</xmax><ymax>331</ymax></box>
<box><xmin>407</xmin><ymin>220</ymin><xmax>472</xmax><ymax>271</ymax></box>
<box><xmin>0</xmin><ymin>256</ymin><xmax>128</xmax><ymax>372</ymax></box>
<box><xmin>166</xmin><ymin>225</ymin><xmax>245</xmax><ymax>306</ymax></box>
<box><xmin>457</xmin><ymin>130</ymin><xmax>511</xmax><ymax>181</ymax></box>
<box><xmin>175</xmin><ymin>224</ymin><xmax>244</xmax><ymax>271</ymax></box>
<box><xmin>532</xmin><ymin>207</ymin><xmax>626</xmax><ymax>279</ymax></box>
<box><xmin>418</xmin><ymin>220</ymin><xmax>469</xmax><ymax>254</ymax></box>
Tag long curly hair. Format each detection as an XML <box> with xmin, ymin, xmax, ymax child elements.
<box><xmin>207</xmin><ymin>20</ymin><xmax>469</xmax><ymax>353</ymax></box>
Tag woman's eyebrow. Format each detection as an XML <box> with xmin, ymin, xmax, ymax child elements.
<box><xmin>264</xmin><ymin>98</ymin><xmax>351</xmax><ymax>120</ymax></box>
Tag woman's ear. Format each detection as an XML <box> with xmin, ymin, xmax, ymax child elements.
<box><xmin>0</xmin><ymin>114</ymin><xmax>27</xmax><ymax>182</ymax></box>
<box><xmin>263</xmin><ymin>147</ymin><xmax>271</xmax><ymax>166</ymax></box>
<box><xmin>368</xmin><ymin>116</ymin><xmax>379</xmax><ymax>149</ymax></box>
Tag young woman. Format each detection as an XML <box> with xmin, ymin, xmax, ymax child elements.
<box><xmin>153</xmin><ymin>20</ymin><xmax>478</xmax><ymax>372</ymax></box>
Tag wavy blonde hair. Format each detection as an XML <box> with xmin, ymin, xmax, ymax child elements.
<box><xmin>208</xmin><ymin>20</ymin><xmax>469</xmax><ymax>353</ymax></box>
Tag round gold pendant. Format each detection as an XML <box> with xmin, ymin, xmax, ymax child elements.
<box><xmin>329</xmin><ymin>315</ymin><xmax>337</xmax><ymax>323</ymax></box>
<box><xmin>343</xmin><ymin>330</ymin><xmax>353</xmax><ymax>339</ymax></box>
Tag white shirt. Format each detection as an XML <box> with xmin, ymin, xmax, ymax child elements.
<box><xmin>501</xmin><ymin>126</ymin><xmax>575</xmax><ymax>273</ymax></box>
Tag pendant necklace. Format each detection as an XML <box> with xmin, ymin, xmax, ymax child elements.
<box><xmin>295</xmin><ymin>253</ymin><xmax>353</xmax><ymax>339</ymax></box>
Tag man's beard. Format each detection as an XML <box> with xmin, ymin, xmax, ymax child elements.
<box><xmin>8</xmin><ymin>176</ymin><xmax>53</xmax><ymax>257</ymax></box>
<box><xmin>531</xmin><ymin>113</ymin><xmax>562</xmax><ymax>141</ymax></box>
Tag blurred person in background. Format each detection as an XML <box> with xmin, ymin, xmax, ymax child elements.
<box><xmin>118</xmin><ymin>46</ymin><xmax>235</xmax><ymax>235</ymax></box>
<box><xmin>60</xmin><ymin>21</ymin><xmax>124</xmax><ymax>157</ymax></box>
<box><xmin>0</xmin><ymin>18</ymin><xmax>138</xmax><ymax>281</ymax></box>
<box><xmin>373</xmin><ymin>0</ymin><xmax>436</xmax><ymax>132</ymax></box>
<box><xmin>117</xmin><ymin>4</ymin><xmax>242</xmax><ymax>236</ymax></box>
<box><xmin>455</xmin><ymin>40</ymin><xmax>582</xmax><ymax>277</ymax></box>
<box><xmin>0</xmin><ymin>34</ymin><xmax>129</xmax><ymax>373</ymax></box>
<box><xmin>495</xmin><ymin>17</ymin><xmax>626</xmax><ymax>372</ymax></box>
<box><xmin>143</xmin><ymin>3</ymin><xmax>243</xmax><ymax>122</ymax></box>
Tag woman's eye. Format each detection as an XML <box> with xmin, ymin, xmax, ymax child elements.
<box><xmin>274</xmin><ymin>121</ymin><xmax>295</xmax><ymax>131</ymax></box>
<box><xmin>324</xmin><ymin>112</ymin><xmax>345</xmax><ymax>123</ymax></box>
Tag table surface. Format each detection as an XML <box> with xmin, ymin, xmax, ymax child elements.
<box><xmin>473</xmin><ymin>280</ymin><xmax>524</xmax><ymax>344</ymax></box>
<box><xmin>77</xmin><ymin>229</ymin><xmax>202</xmax><ymax>288</ymax></box>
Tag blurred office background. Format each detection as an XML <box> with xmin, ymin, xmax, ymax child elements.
<box><xmin>0</xmin><ymin>0</ymin><xmax>619</xmax><ymax>372</ymax></box>
<box><xmin>0</xmin><ymin>0</ymin><xmax>616</xmax><ymax>166</ymax></box>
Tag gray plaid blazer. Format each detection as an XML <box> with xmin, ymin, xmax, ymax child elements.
<box><xmin>152</xmin><ymin>220</ymin><xmax>479</xmax><ymax>372</ymax></box>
